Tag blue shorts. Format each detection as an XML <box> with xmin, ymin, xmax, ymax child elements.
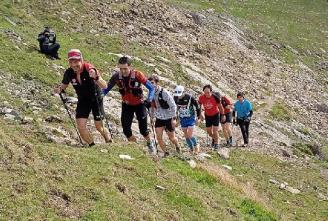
<box><xmin>180</xmin><ymin>116</ymin><xmax>196</xmax><ymax>129</ymax></box>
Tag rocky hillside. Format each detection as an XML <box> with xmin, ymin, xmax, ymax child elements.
<box><xmin>0</xmin><ymin>0</ymin><xmax>327</xmax><ymax>220</ymax></box>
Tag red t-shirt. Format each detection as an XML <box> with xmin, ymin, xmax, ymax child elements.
<box><xmin>198</xmin><ymin>95</ymin><xmax>220</xmax><ymax>116</ymax></box>
<box><xmin>121</xmin><ymin>70</ymin><xmax>147</xmax><ymax>105</ymax></box>
<box><xmin>221</xmin><ymin>96</ymin><xmax>232</xmax><ymax>114</ymax></box>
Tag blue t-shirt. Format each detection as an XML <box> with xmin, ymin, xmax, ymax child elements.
<box><xmin>234</xmin><ymin>99</ymin><xmax>253</xmax><ymax>119</ymax></box>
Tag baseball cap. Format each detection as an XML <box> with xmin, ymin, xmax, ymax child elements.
<box><xmin>174</xmin><ymin>85</ymin><xmax>184</xmax><ymax>97</ymax></box>
<box><xmin>68</xmin><ymin>49</ymin><xmax>82</xmax><ymax>60</ymax></box>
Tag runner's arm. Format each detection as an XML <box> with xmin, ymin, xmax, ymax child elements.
<box><xmin>54</xmin><ymin>83</ymin><xmax>68</xmax><ymax>94</ymax></box>
<box><xmin>88</xmin><ymin>68</ymin><xmax>107</xmax><ymax>89</ymax></box>
<box><xmin>166</xmin><ymin>91</ymin><xmax>177</xmax><ymax>113</ymax></box>
<box><xmin>217</xmin><ymin>101</ymin><xmax>225</xmax><ymax>114</ymax></box>
<box><xmin>144</xmin><ymin>80</ymin><xmax>155</xmax><ymax>102</ymax></box>
<box><xmin>102</xmin><ymin>75</ymin><xmax>116</xmax><ymax>96</ymax></box>
<box><xmin>247</xmin><ymin>101</ymin><xmax>253</xmax><ymax>118</ymax></box>
<box><xmin>191</xmin><ymin>97</ymin><xmax>201</xmax><ymax>118</ymax></box>
<box><xmin>248</xmin><ymin>110</ymin><xmax>253</xmax><ymax>118</ymax></box>
<box><xmin>54</xmin><ymin>71</ymin><xmax>70</xmax><ymax>94</ymax></box>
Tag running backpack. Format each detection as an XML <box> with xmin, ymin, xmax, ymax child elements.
<box><xmin>212</xmin><ymin>92</ymin><xmax>221</xmax><ymax>103</ymax></box>
<box><xmin>158</xmin><ymin>88</ymin><xmax>170</xmax><ymax>109</ymax></box>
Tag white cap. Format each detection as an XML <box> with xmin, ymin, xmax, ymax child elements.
<box><xmin>174</xmin><ymin>85</ymin><xmax>184</xmax><ymax>97</ymax></box>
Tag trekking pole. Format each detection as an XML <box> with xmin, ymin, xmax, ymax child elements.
<box><xmin>93</xmin><ymin>70</ymin><xmax>114</xmax><ymax>142</ymax></box>
<box><xmin>231</xmin><ymin>120</ymin><xmax>238</xmax><ymax>147</ymax></box>
<box><xmin>59</xmin><ymin>92</ymin><xmax>83</xmax><ymax>145</ymax></box>
<box><xmin>202</xmin><ymin>119</ymin><xmax>209</xmax><ymax>147</ymax></box>
<box><xmin>206</xmin><ymin>131</ymin><xmax>209</xmax><ymax>147</ymax></box>
<box><xmin>147</xmin><ymin>108</ymin><xmax>158</xmax><ymax>150</ymax></box>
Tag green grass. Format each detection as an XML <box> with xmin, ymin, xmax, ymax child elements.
<box><xmin>239</xmin><ymin>199</ymin><xmax>277</xmax><ymax>221</ymax></box>
<box><xmin>219</xmin><ymin>150</ymin><xmax>328</xmax><ymax>221</ymax></box>
<box><xmin>0</xmin><ymin>120</ymin><xmax>280</xmax><ymax>220</ymax></box>
<box><xmin>169</xmin><ymin>0</ymin><xmax>328</xmax><ymax>69</ymax></box>
<box><xmin>1</xmin><ymin>0</ymin><xmax>328</xmax><ymax>220</ymax></box>
<box><xmin>269</xmin><ymin>101</ymin><xmax>293</xmax><ymax>121</ymax></box>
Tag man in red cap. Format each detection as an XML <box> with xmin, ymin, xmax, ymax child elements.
<box><xmin>54</xmin><ymin>49</ymin><xmax>111</xmax><ymax>146</ymax></box>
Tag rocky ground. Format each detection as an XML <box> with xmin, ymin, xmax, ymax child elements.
<box><xmin>1</xmin><ymin>0</ymin><xmax>328</xmax><ymax>220</ymax></box>
<box><xmin>2</xmin><ymin>0</ymin><xmax>327</xmax><ymax>160</ymax></box>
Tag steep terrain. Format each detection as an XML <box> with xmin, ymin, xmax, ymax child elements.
<box><xmin>0</xmin><ymin>0</ymin><xmax>327</xmax><ymax>220</ymax></box>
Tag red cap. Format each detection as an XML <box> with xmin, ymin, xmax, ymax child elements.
<box><xmin>68</xmin><ymin>49</ymin><xmax>82</xmax><ymax>60</ymax></box>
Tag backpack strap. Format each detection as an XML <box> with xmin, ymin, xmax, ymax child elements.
<box><xmin>130</xmin><ymin>70</ymin><xmax>136</xmax><ymax>79</ymax></box>
<box><xmin>159</xmin><ymin>88</ymin><xmax>164</xmax><ymax>99</ymax></box>
<box><xmin>186</xmin><ymin>94</ymin><xmax>192</xmax><ymax>110</ymax></box>
<box><xmin>212</xmin><ymin>92</ymin><xmax>221</xmax><ymax>103</ymax></box>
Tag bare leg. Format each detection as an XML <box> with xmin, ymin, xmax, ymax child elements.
<box><xmin>212</xmin><ymin>126</ymin><xmax>219</xmax><ymax>144</ymax></box>
<box><xmin>155</xmin><ymin>127</ymin><xmax>166</xmax><ymax>152</ymax></box>
<box><xmin>167</xmin><ymin>130</ymin><xmax>179</xmax><ymax>147</ymax></box>
<box><xmin>76</xmin><ymin>118</ymin><xmax>93</xmax><ymax>145</ymax></box>
<box><xmin>94</xmin><ymin>120</ymin><xmax>111</xmax><ymax>143</ymax></box>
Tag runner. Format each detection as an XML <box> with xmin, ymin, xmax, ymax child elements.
<box><xmin>174</xmin><ymin>85</ymin><xmax>201</xmax><ymax>154</ymax></box>
<box><xmin>102</xmin><ymin>56</ymin><xmax>156</xmax><ymax>153</ymax></box>
<box><xmin>198</xmin><ymin>85</ymin><xmax>224</xmax><ymax>150</ymax></box>
<box><xmin>149</xmin><ymin>75</ymin><xmax>180</xmax><ymax>157</ymax></box>
<box><xmin>220</xmin><ymin>94</ymin><xmax>234</xmax><ymax>146</ymax></box>
<box><xmin>232</xmin><ymin>92</ymin><xmax>253</xmax><ymax>147</ymax></box>
<box><xmin>54</xmin><ymin>49</ymin><xmax>111</xmax><ymax>146</ymax></box>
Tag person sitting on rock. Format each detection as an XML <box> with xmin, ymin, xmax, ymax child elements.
<box><xmin>102</xmin><ymin>56</ymin><xmax>156</xmax><ymax>154</ymax></box>
<box><xmin>174</xmin><ymin>85</ymin><xmax>201</xmax><ymax>154</ymax></box>
<box><xmin>54</xmin><ymin>49</ymin><xmax>112</xmax><ymax>146</ymax></box>
<box><xmin>232</xmin><ymin>92</ymin><xmax>253</xmax><ymax>147</ymax></box>
<box><xmin>37</xmin><ymin>27</ymin><xmax>60</xmax><ymax>59</ymax></box>
<box><xmin>148</xmin><ymin>75</ymin><xmax>180</xmax><ymax>157</ymax></box>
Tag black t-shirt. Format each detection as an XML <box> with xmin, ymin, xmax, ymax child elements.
<box><xmin>62</xmin><ymin>63</ymin><xmax>102</xmax><ymax>102</ymax></box>
<box><xmin>174</xmin><ymin>94</ymin><xmax>201</xmax><ymax>117</ymax></box>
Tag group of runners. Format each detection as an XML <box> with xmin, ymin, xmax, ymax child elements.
<box><xmin>54</xmin><ymin>49</ymin><xmax>253</xmax><ymax>157</ymax></box>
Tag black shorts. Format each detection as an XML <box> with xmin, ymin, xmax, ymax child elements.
<box><xmin>76</xmin><ymin>99</ymin><xmax>104</xmax><ymax>121</ymax></box>
<box><xmin>205</xmin><ymin>113</ymin><xmax>220</xmax><ymax>127</ymax></box>
<box><xmin>155</xmin><ymin>118</ymin><xmax>174</xmax><ymax>132</ymax></box>
<box><xmin>221</xmin><ymin>112</ymin><xmax>232</xmax><ymax>124</ymax></box>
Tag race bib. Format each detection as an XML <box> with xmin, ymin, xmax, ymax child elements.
<box><xmin>179</xmin><ymin>106</ymin><xmax>191</xmax><ymax>118</ymax></box>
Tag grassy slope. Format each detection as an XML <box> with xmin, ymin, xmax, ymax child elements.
<box><xmin>0</xmin><ymin>0</ymin><xmax>328</xmax><ymax>220</ymax></box>
<box><xmin>169</xmin><ymin>0</ymin><xmax>328</xmax><ymax>68</ymax></box>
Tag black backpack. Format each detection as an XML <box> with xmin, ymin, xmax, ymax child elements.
<box><xmin>212</xmin><ymin>92</ymin><xmax>221</xmax><ymax>103</ymax></box>
<box><xmin>158</xmin><ymin>88</ymin><xmax>170</xmax><ymax>109</ymax></box>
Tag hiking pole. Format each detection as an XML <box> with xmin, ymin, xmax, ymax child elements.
<box><xmin>202</xmin><ymin>119</ymin><xmax>209</xmax><ymax>147</ymax></box>
<box><xmin>93</xmin><ymin>70</ymin><xmax>114</xmax><ymax>142</ymax></box>
<box><xmin>206</xmin><ymin>131</ymin><xmax>209</xmax><ymax>147</ymax></box>
<box><xmin>59</xmin><ymin>92</ymin><xmax>83</xmax><ymax>145</ymax></box>
<box><xmin>146</xmin><ymin>107</ymin><xmax>158</xmax><ymax>150</ymax></box>
<box><xmin>231</xmin><ymin>120</ymin><xmax>238</xmax><ymax>147</ymax></box>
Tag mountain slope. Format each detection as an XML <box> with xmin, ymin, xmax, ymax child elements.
<box><xmin>0</xmin><ymin>0</ymin><xmax>327</xmax><ymax>220</ymax></box>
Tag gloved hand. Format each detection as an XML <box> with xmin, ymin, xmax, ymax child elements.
<box><xmin>245</xmin><ymin>116</ymin><xmax>251</xmax><ymax>122</ymax></box>
<box><xmin>144</xmin><ymin>100</ymin><xmax>151</xmax><ymax>109</ymax></box>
